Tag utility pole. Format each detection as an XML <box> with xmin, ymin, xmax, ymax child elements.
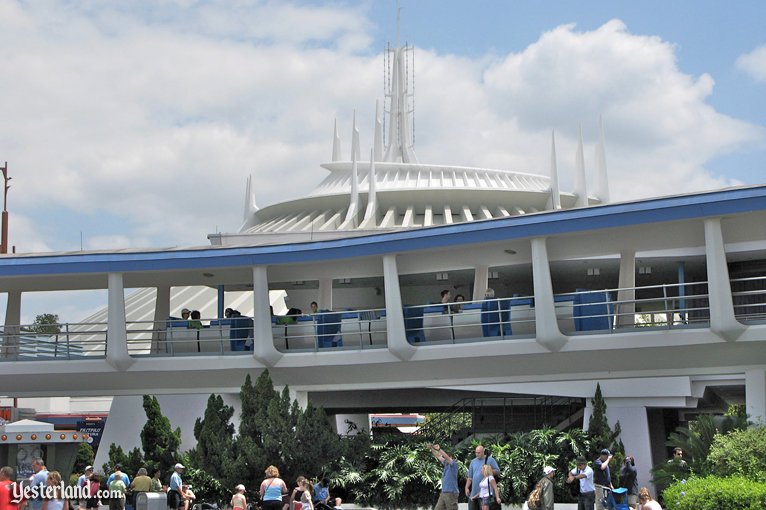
<box><xmin>1</xmin><ymin>162</ymin><xmax>10</xmax><ymax>254</ymax></box>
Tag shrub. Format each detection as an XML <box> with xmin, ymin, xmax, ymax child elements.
<box><xmin>707</xmin><ymin>426</ymin><xmax>766</xmax><ymax>482</ymax></box>
<box><xmin>663</xmin><ymin>476</ymin><xmax>766</xmax><ymax>510</ymax></box>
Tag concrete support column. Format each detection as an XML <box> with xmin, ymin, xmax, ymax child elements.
<box><xmin>151</xmin><ymin>286</ymin><xmax>171</xmax><ymax>354</ymax></box>
<box><xmin>383</xmin><ymin>254</ymin><xmax>415</xmax><ymax>361</ymax></box>
<box><xmin>289</xmin><ymin>388</ymin><xmax>308</xmax><ymax>410</ymax></box>
<box><xmin>703</xmin><ymin>218</ymin><xmax>746</xmax><ymax>341</ymax></box>
<box><xmin>616</xmin><ymin>251</ymin><xmax>636</xmax><ymax>327</ymax></box>
<box><xmin>746</xmin><ymin>369</ymin><xmax>766</xmax><ymax>424</ymax></box>
<box><xmin>318</xmin><ymin>278</ymin><xmax>333</xmax><ymax>311</ymax></box>
<box><xmin>335</xmin><ymin>413</ymin><xmax>370</xmax><ymax>435</ymax></box>
<box><xmin>106</xmin><ymin>273</ymin><xmax>134</xmax><ymax>370</ymax></box>
<box><xmin>530</xmin><ymin>238</ymin><xmax>567</xmax><ymax>351</ymax></box>
<box><xmin>472</xmin><ymin>265</ymin><xmax>489</xmax><ymax>301</ymax></box>
<box><xmin>3</xmin><ymin>290</ymin><xmax>21</xmax><ymax>358</ymax></box>
<box><xmin>252</xmin><ymin>265</ymin><xmax>282</xmax><ymax>366</ymax></box>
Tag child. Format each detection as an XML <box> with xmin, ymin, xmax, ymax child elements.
<box><xmin>299</xmin><ymin>479</ymin><xmax>313</xmax><ymax>510</ymax></box>
<box><xmin>231</xmin><ymin>485</ymin><xmax>247</xmax><ymax>510</ymax></box>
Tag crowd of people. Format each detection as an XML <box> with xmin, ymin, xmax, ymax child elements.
<box><xmin>429</xmin><ymin>443</ymin><xmax>665</xmax><ymax>510</ymax></box>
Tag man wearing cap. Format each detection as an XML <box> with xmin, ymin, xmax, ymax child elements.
<box><xmin>77</xmin><ymin>466</ymin><xmax>94</xmax><ymax>510</ymax></box>
<box><xmin>429</xmin><ymin>444</ymin><xmax>459</xmax><ymax>510</ymax></box>
<box><xmin>593</xmin><ymin>450</ymin><xmax>616</xmax><ymax>510</ymax></box>
<box><xmin>567</xmin><ymin>456</ymin><xmax>595</xmax><ymax>510</ymax></box>
<box><xmin>168</xmin><ymin>464</ymin><xmax>186</xmax><ymax>510</ymax></box>
<box><xmin>539</xmin><ymin>467</ymin><xmax>556</xmax><ymax>510</ymax></box>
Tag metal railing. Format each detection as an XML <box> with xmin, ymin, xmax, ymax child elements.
<box><xmin>272</xmin><ymin>307</ymin><xmax>388</xmax><ymax>352</ymax></box>
<box><xmin>2</xmin><ymin>275</ymin><xmax>764</xmax><ymax>361</ymax></box>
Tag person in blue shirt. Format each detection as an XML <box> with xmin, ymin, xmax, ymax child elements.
<box><xmin>465</xmin><ymin>445</ymin><xmax>499</xmax><ymax>510</ymax></box>
<box><xmin>429</xmin><ymin>443</ymin><xmax>459</xmax><ymax>510</ymax></box>
<box><xmin>168</xmin><ymin>464</ymin><xmax>185</xmax><ymax>510</ymax></box>
<box><xmin>311</xmin><ymin>478</ymin><xmax>330</xmax><ymax>508</ymax></box>
<box><xmin>27</xmin><ymin>459</ymin><xmax>49</xmax><ymax>510</ymax></box>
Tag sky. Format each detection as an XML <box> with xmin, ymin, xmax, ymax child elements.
<box><xmin>1</xmin><ymin>0</ymin><xmax>765</xmax><ymax>323</ymax></box>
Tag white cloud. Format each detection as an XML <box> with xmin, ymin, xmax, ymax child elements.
<box><xmin>0</xmin><ymin>6</ymin><xmax>762</xmax><ymax>261</ymax></box>
<box><xmin>737</xmin><ymin>44</ymin><xmax>766</xmax><ymax>83</ymax></box>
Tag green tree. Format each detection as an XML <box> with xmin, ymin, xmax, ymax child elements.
<box><xmin>140</xmin><ymin>395</ymin><xmax>182</xmax><ymax>474</ymax></box>
<box><xmin>26</xmin><ymin>313</ymin><xmax>61</xmax><ymax>335</ymax></box>
<box><xmin>190</xmin><ymin>394</ymin><xmax>235</xmax><ymax>481</ymax></box>
<box><xmin>73</xmin><ymin>442</ymin><xmax>95</xmax><ymax>474</ymax></box>
<box><xmin>707</xmin><ymin>425</ymin><xmax>766</xmax><ymax>481</ymax></box>
<box><xmin>293</xmin><ymin>402</ymin><xmax>345</xmax><ymax>479</ymax></box>
<box><xmin>587</xmin><ymin>383</ymin><xmax>623</xmax><ymax>459</ymax></box>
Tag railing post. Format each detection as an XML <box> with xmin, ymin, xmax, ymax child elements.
<box><xmin>703</xmin><ymin>218</ymin><xmax>746</xmax><ymax>341</ymax></box>
<box><xmin>65</xmin><ymin>323</ymin><xmax>71</xmax><ymax>359</ymax></box>
<box><xmin>662</xmin><ymin>285</ymin><xmax>670</xmax><ymax>329</ymax></box>
<box><xmin>106</xmin><ymin>273</ymin><xmax>134</xmax><ymax>370</ymax></box>
<box><xmin>531</xmin><ymin>237</ymin><xmax>568</xmax><ymax>351</ymax></box>
<box><xmin>383</xmin><ymin>254</ymin><xmax>416</xmax><ymax>361</ymax></box>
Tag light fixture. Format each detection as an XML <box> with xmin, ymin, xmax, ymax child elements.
<box><xmin>338</xmin><ymin>278</ymin><xmax>352</xmax><ymax>284</ymax></box>
<box><xmin>587</xmin><ymin>267</ymin><xmax>600</xmax><ymax>276</ymax></box>
<box><xmin>435</xmin><ymin>272</ymin><xmax>449</xmax><ymax>281</ymax></box>
<box><xmin>638</xmin><ymin>266</ymin><xmax>652</xmax><ymax>275</ymax></box>
<box><xmin>504</xmin><ymin>249</ymin><xmax>517</xmax><ymax>255</ymax></box>
<box><xmin>202</xmin><ymin>272</ymin><xmax>215</xmax><ymax>278</ymax></box>
<box><xmin>488</xmin><ymin>271</ymin><xmax>499</xmax><ymax>280</ymax></box>
<box><xmin>293</xmin><ymin>281</ymin><xmax>305</xmax><ymax>285</ymax></box>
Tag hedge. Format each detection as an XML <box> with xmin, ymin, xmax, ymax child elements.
<box><xmin>663</xmin><ymin>476</ymin><xmax>766</xmax><ymax>510</ymax></box>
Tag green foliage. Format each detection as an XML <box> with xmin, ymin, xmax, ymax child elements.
<box><xmin>707</xmin><ymin>426</ymin><xmax>766</xmax><ymax>482</ymax></box>
<box><xmin>587</xmin><ymin>383</ymin><xmax>623</xmax><ymax>459</ymax></box>
<box><xmin>179</xmin><ymin>465</ymin><xmax>229</xmax><ymax>506</ymax></box>
<box><xmin>73</xmin><ymin>442</ymin><xmax>95</xmax><ymax>474</ymax></box>
<box><xmin>26</xmin><ymin>313</ymin><xmax>61</xmax><ymax>335</ymax></box>
<box><xmin>663</xmin><ymin>476</ymin><xmax>766</xmax><ymax>510</ymax></box>
<box><xmin>651</xmin><ymin>413</ymin><xmax>748</xmax><ymax>488</ymax></box>
<box><xmin>141</xmin><ymin>395</ymin><xmax>182</xmax><ymax>474</ymax></box>
<box><xmin>190</xmin><ymin>394</ymin><xmax>235</xmax><ymax>481</ymax></box>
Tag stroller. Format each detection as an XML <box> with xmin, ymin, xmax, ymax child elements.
<box><xmin>611</xmin><ymin>488</ymin><xmax>630</xmax><ymax>510</ymax></box>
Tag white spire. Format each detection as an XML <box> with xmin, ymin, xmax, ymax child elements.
<box><xmin>332</xmin><ymin>118</ymin><xmax>342</xmax><ymax>162</ymax></box>
<box><xmin>243</xmin><ymin>174</ymin><xmax>258</xmax><ymax>224</ymax></box>
<box><xmin>361</xmin><ymin>149</ymin><xmax>378</xmax><ymax>228</ymax></box>
<box><xmin>574</xmin><ymin>125</ymin><xmax>588</xmax><ymax>207</ymax></box>
<box><xmin>549</xmin><ymin>130</ymin><xmax>561</xmax><ymax>210</ymax></box>
<box><xmin>341</xmin><ymin>113</ymin><xmax>361</xmax><ymax>228</ymax></box>
<box><xmin>383</xmin><ymin>15</ymin><xmax>418</xmax><ymax>164</ymax></box>
<box><xmin>374</xmin><ymin>99</ymin><xmax>383</xmax><ymax>162</ymax></box>
<box><xmin>594</xmin><ymin>116</ymin><xmax>610</xmax><ymax>204</ymax></box>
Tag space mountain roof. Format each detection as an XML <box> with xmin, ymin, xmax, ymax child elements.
<box><xmin>213</xmin><ymin>35</ymin><xmax>610</xmax><ymax>247</ymax></box>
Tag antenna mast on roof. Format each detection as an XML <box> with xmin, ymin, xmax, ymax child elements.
<box><xmin>1</xmin><ymin>162</ymin><xmax>11</xmax><ymax>254</ymax></box>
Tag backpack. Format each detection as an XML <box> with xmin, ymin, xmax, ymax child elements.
<box><xmin>527</xmin><ymin>481</ymin><xmax>543</xmax><ymax>510</ymax></box>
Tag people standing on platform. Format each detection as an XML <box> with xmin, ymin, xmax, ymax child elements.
<box><xmin>0</xmin><ymin>466</ymin><xmax>19</xmax><ymax>510</ymax></box>
<box><xmin>429</xmin><ymin>443</ymin><xmax>459</xmax><ymax>510</ymax></box>
<box><xmin>187</xmin><ymin>311</ymin><xmax>203</xmax><ymax>330</ymax></box>
<box><xmin>41</xmin><ymin>471</ymin><xmax>68</xmax><ymax>510</ymax></box>
<box><xmin>440</xmin><ymin>290</ymin><xmax>452</xmax><ymax>313</ymax></box>
<box><xmin>180</xmin><ymin>309</ymin><xmax>191</xmax><ymax>323</ymax></box>
<box><xmin>465</xmin><ymin>445</ymin><xmax>499</xmax><ymax>510</ymax></box>
<box><xmin>310</xmin><ymin>302</ymin><xmax>319</xmax><ymax>314</ymax></box>
<box><xmin>231</xmin><ymin>485</ymin><xmax>247</xmax><ymax>510</ymax></box>
<box><xmin>229</xmin><ymin>310</ymin><xmax>253</xmax><ymax>351</ymax></box>
<box><xmin>167</xmin><ymin>464</ymin><xmax>185</xmax><ymax>510</ymax></box>
<box><xmin>593</xmin><ymin>450</ymin><xmax>616</xmax><ymax>510</ymax></box>
<box><xmin>451</xmin><ymin>294</ymin><xmax>465</xmax><ymax>314</ymax></box>
<box><xmin>619</xmin><ymin>456</ymin><xmax>638</xmax><ymax>508</ymax></box>
<box><xmin>260</xmin><ymin>466</ymin><xmax>287</xmax><ymax>510</ymax></box>
<box><xmin>636</xmin><ymin>487</ymin><xmax>661</xmax><ymax>510</ymax></box>
<box><xmin>567</xmin><ymin>456</ymin><xmax>595</xmax><ymax>510</ymax></box>
<box><xmin>27</xmin><ymin>458</ymin><xmax>49</xmax><ymax>510</ymax></box>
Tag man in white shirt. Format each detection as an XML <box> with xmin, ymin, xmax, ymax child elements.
<box><xmin>567</xmin><ymin>456</ymin><xmax>595</xmax><ymax>510</ymax></box>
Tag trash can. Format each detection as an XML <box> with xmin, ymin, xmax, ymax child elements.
<box><xmin>135</xmin><ymin>492</ymin><xmax>167</xmax><ymax>510</ymax></box>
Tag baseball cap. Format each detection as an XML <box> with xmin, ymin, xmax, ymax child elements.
<box><xmin>601</xmin><ymin>449</ymin><xmax>611</xmax><ymax>456</ymax></box>
<box><xmin>182</xmin><ymin>308</ymin><xmax>191</xmax><ymax>314</ymax></box>
<box><xmin>576</xmin><ymin>456</ymin><xmax>587</xmax><ymax>465</ymax></box>
<box><xmin>174</xmin><ymin>463</ymin><xmax>185</xmax><ymax>469</ymax></box>
<box><xmin>543</xmin><ymin>466</ymin><xmax>556</xmax><ymax>475</ymax></box>
<box><xmin>85</xmin><ymin>466</ymin><xmax>94</xmax><ymax>472</ymax></box>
